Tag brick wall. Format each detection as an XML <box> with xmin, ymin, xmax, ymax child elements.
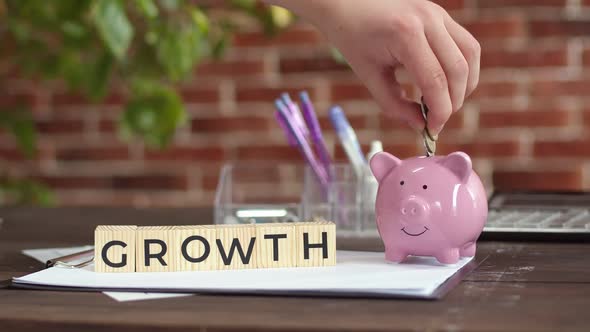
<box><xmin>1</xmin><ymin>0</ymin><xmax>590</xmax><ymax>207</ymax></box>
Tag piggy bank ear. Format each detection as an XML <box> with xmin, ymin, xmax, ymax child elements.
<box><xmin>370</xmin><ymin>152</ymin><xmax>401</xmax><ymax>182</ymax></box>
<box><xmin>440</xmin><ymin>152</ymin><xmax>473</xmax><ymax>183</ymax></box>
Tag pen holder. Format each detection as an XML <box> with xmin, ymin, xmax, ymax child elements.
<box><xmin>302</xmin><ymin>164</ymin><xmax>379</xmax><ymax>236</ymax></box>
<box><xmin>214</xmin><ymin>163</ymin><xmax>304</xmax><ymax>225</ymax></box>
<box><xmin>214</xmin><ymin>162</ymin><xmax>380</xmax><ymax>237</ymax></box>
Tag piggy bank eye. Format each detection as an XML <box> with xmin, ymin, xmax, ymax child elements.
<box><xmin>400</xmin><ymin>181</ymin><xmax>405</xmax><ymax>186</ymax></box>
<box><xmin>423</xmin><ymin>185</ymin><xmax>428</xmax><ymax>190</ymax></box>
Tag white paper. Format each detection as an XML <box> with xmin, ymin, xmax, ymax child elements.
<box><xmin>15</xmin><ymin>250</ymin><xmax>472</xmax><ymax>298</ymax></box>
<box><xmin>103</xmin><ymin>292</ymin><xmax>192</xmax><ymax>302</ymax></box>
<box><xmin>21</xmin><ymin>246</ymin><xmax>192</xmax><ymax>302</ymax></box>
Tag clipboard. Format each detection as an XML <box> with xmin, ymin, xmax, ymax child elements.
<box><xmin>9</xmin><ymin>250</ymin><xmax>486</xmax><ymax>300</ymax></box>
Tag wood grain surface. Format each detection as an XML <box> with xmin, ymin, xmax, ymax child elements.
<box><xmin>0</xmin><ymin>207</ymin><xmax>589</xmax><ymax>332</ymax></box>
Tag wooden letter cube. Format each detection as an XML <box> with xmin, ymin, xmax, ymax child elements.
<box><xmin>173</xmin><ymin>225</ymin><xmax>218</xmax><ymax>271</ymax></box>
<box><xmin>255</xmin><ymin>223</ymin><xmax>296</xmax><ymax>269</ymax></box>
<box><xmin>295</xmin><ymin>221</ymin><xmax>336</xmax><ymax>267</ymax></box>
<box><xmin>215</xmin><ymin>224</ymin><xmax>257</xmax><ymax>270</ymax></box>
<box><xmin>136</xmin><ymin>226</ymin><xmax>176</xmax><ymax>273</ymax></box>
<box><xmin>94</xmin><ymin>225</ymin><xmax>137</xmax><ymax>273</ymax></box>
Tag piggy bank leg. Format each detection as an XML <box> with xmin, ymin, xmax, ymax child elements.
<box><xmin>385</xmin><ymin>248</ymin><xmax>408</xmax><ymax>263</ymax></box>
<box><xmin>460</xmin><ymin>242</ymin><xmax>476</xmax><ymax>257</ymax></box>
<box><xmin>435</xmin><ymin>248</ymin><xmax>460</xmax><ymax>264</ymax></box>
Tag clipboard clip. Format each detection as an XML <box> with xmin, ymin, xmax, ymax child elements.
<box><xmin>46</xmin><ymin>248</ymin><xmax>94</xmax><ymax>269</ymax></box>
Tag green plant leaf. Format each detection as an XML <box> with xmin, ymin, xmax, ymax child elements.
<box><xmin>135</xmin><ymin>0</ymin><xmax>158</xmax><ymax>19</ymax></box>
<box><xmin>91</xmin><ymin>0</ymin><xmax>134</xmax><ymax>59</ymax></box>
<box><xmin>155</xmin><ymin>24</ymin><xmax>204</xmax><ymax>80</ymax></box>
<box><xmin>0</xmin><ymin>178</ymin><xmax>54</xmax><ymax>206</ymax></box>
<box><xmin>189</xmin><ymin>6</ymin><xmax>209</xmax><ymax>35</ymax></box>
<box><xmin>86</xmin><ymin>51</ymin><xmax>114</xmax><ymax>101</ymax></box>
<box><xmin>0</xmin><ymin>108</ymin><xmax>37</xmax><ymax>158</ymax></box>
<box><xmin>159</xmin><ymin>0</ymin><xmax>181</xmax><ymax>11</ymax></box>
<box><xmin>120</xmin><ymin>82</ymin><xmax>186</xmax><ymax>148</ymax></box>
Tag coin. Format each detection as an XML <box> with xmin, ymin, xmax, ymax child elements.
<box><xmin>423</xmin><ymin>130</ymin><xmax>436</xmax><ymax>157</ymax></box>
<box><xmin>420</xmin><ymin>99</ymin><xmax>437</xmax><ymax>156</ymax></box>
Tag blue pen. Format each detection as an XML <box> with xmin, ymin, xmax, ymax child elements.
<box><xmin>275</xmin><ymin>100</ymin><xmax>329</xmax><ymax>189</ymax></box>
<box><xmin>299</xmin><ymin>91</ymin><xmax>332</xmax><ymax>176</ymax></box>
<box><xmin>329</xmin><ymin>106</ymin><xmax>366</xmax><ymax>178</ymax></box>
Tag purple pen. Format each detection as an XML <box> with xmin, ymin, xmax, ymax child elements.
<box><xmin>299</xmin><ymin>91</ymin><xmax>332</xmax><ymax>176</ymax></box>
<box><xmin>275</xmin><ymin>100</ymin><xmax>329</xmax><ymax>190</ymax></box>
<box><xmin>274</xmin><ymin>102</ymin><xmax>297</xmax><ymax>147</ymax></box>
<box><xmin>280</xmin><ymin>93</ymin><xmax>310</xmax><ymax>140</ymax></box>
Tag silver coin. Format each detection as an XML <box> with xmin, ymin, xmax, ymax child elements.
<box><xmin>423</xmin><ymin>130</ymin><xmax>436</xmax><ymax>157</ymax></box>
<box><xmin>420</xmin><ymin>99</ymin><xmax>437</xmax><ymax>156</ymax></box>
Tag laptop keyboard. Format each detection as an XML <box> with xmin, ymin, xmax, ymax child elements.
<box><xmin>486</xmin><ymin>208</ymin><xmax>590</xmax><ymax>233</ymax></box>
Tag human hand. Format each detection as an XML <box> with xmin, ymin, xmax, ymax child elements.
<box><xmin>268</xmin><ymin>0</ymin><xmax>481</xmax><ymax>135</ymax></box>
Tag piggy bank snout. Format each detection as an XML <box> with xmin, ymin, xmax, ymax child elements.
<box><xmin>399</xmin><ymin>197</ymin><xmax>430</xmax><ymax>220</ymax></box>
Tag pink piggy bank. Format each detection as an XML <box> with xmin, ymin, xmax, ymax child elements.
<box><xmin>369</xmin><ymin>151</ymin><xmax>487</xmax><ymax>264</ymax></box>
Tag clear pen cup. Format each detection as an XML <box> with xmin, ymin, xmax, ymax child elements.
<box><xmin>214</xmin><ymin>162</ymin><xmax>379</xmax><ymax>237</ymax></box>
<box><xmin>302</xmin><ymin>163</ymin><xmax>379</xmax><ymax>237</ymax></box>
<box><xmin>214</xmin><ymin>163</ymin><xmax>304</xmax><ymax>225</ymax></box>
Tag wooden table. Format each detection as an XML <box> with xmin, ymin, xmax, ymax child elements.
<box><xmin>0</xmin><ymin>207</ymin><xmax>589</xmax><ymax>331</ymax></box>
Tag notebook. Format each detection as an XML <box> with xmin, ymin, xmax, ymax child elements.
<box><xmin>12</xmin><ymin>250</ymin><xmax>478</xmax><ymax>299</ymax></box>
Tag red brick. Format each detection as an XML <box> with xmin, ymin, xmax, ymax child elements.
<box><xmin>235</xmin><ymin>85</ymin><xmax>314</xmax><ymax>103</ymax></box>
<box><xmin>531</xmin><ymin>20</ymin><xmax>590</xmax><ymax>37</ymax></box>
<box><xmin>180</xmin><ymin>87</ymin><xmax>219</xmax><ymax>103</ymax></box>
<box><xmin>585</xmin><ymin>0</ymin><xmax>590</xmax><ymax>6</ymax></box>
<box><xmin>56</xmin><ymin>147</ymin><xmax>129</xmax><ymax>161</ymax></box>
<box><xmin>111</xmin><ymin>174</ymin><xmax>188</xmax><ymax>190</ymax></box>
<box><xmin>583</xmin><ymin>109</ymin><xmax>590</xmax><ymax>127</ymax></box>
<box><xmin>438</xmin><ymin>141</ymin><xmax>521</xmax><ymax>157</ymax></box>
<box><xmin>145</xmin><ymin>146</ymin><xmax>225</xmax><ymax>161</ymax></box>
<box><xmin>99</xmin><ymin>119</ymin><xmax>116</xmax><ymax>133</ymax></box>
<box><xmin>280</xmin><ymin>56</ymin><xmax>349</xmax><ymax>74</ymax></box>
<box><xmin>196</xmin><ymin>59</ymin><xmax>265</xmax><ymax>77</ymax></box>
<box><xmin>471</xmin><ymin>81</ymin><xmax>519</xmax><ymax>99</ymax></box>
<box><xmin>0</xmin><ymin>92</ymin><xmax>39</xmax><ymax>108</ymax></box>
<box><xmin>52</xmin><ymin>92</ymin><xmax>125</xmax><ymax>107</ymax></box>
<box><xmin>0</xmin><ymin>148</ymin><xmax>27</xmax><ymax>161</ymax></box>
<box><xmin>202</xmin><ymin>175</ymin><xmax>221</xmax><ymax>191</ymax></box>
<box><xmin>236</xmin><ymin>145</ymin><xmax>301</xmax><ymax>161</ymax></box>
<box><xmin>334</xmin><ymin>143</ymin><xmax>419</xmax><ymax>161</ymax></box>
<box><xmin>481</xmin><ymin>48</ymin><xmax>567</xmax><ymax>68</ymax></box>
<box><xmin>380</xmin><ymin>111</ymin><xmax>464</xmax><ymax>130</ymax></box>
<box><xmin>39</xmin><ymin>176</ymin><xmax>111</xmax><ymax>189</ymax></box>
<box><xmin>479</xmin><ymin>0</ymin><xmax>566</xmax><ymax>8</ymax></box>
<box><xmin>430</xmin><ymin>0</ymin><xmax>465</xmax><ymax>10</ymax></box>
<box><xmin>479</xmin><ymin>111</ymin><xmax>570</xmax><ymax>128</ymax></box>
<box><xmin>583</xmin><ymin>48</ymin><xmax>590</xmax><ymax>66</ymax></box>
<box><xmin>532</xmin><ymin>79</ymin><xmax>590</xmax><ymax>97</ymax></box>
<box><xmin>0</xmin><ymin>146</ymin><xmax>53</xmax><ymax>161</ymax></box>
<box><xmin>233</xmin><ymin>27</ymin><xmax>322</xmax><ymax>47</ymax></box>
<box><xmin>463</xmin><ymin>17</ymin><xmax>526</xmax><ymax>39</ymax></box>
<box><xmin>331</xmin><ymin>83</ymin><xmax>371</xmax><ymax>102</ymax></box>
<box><xmin>493</xmin><ymin>169</ymin><xmax>583</xmax><ymax>191</ymax></box>
<box><xmin>534</xmin><ymin>140</ymin><xmax>590</xmax><ymax>157</ymax></box>
<box><xmin>36</xmin><ymin>119</ymin><xmax>84</xmax><ymax>134</ymax></box>
<box><xmin>192</xmin><ymin>116</ymin><xmax>271</xmax><ymax>133</ymax></box>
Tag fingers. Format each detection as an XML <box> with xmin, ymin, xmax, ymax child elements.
<box><xmin>362</xmin><ymin>66</ymin><xmax>425</xmax><ymax>132</ymax></box>
<box><xmin>444</xmin><ymin>14</ymin><xmax>481</xmax><ymax>98</ymax></box>
<box><xmin>395</xmin><ymin>18</ymin><xmax>452</xmax><ymax>136</ymax></box>
<box><xmin>424</xmin><ymin>19</ymin><xmax>468</xmax><ymax>112</ymax></box>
